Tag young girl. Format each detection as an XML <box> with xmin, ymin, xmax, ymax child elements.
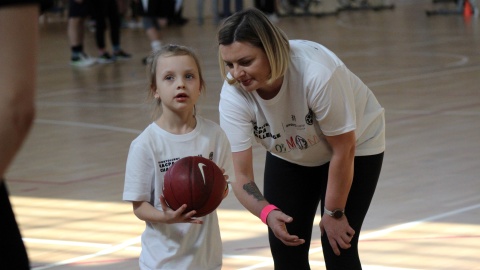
<box><xmin>123</xmin><ymin>44</ymin><xmax>234</xmax><ymax>270</ymax></box>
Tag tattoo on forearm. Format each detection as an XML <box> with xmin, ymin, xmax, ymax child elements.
<box><xmin>243</xmin><ymin>181</ymin><xmax>265</xmax><ymax>201</ymax></box>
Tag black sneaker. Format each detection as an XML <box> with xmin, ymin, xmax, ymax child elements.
<box><xmin>97</xmin><ymin>52</ymin><xmax>115</xmax><ymax>64</ymax></box>
<box><xmin>113</xmin><ymin>50</ymin><xmax>132</xmax><ymax>60</ymax></box>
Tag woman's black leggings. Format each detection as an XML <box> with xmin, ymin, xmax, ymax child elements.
<box><xmin>264</xmin><ymin>152</ymin><xmax>384</xmax><ymax>270</ymax></box>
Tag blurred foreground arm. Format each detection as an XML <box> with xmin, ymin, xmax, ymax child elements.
<box><xmin>0</xmin><ymin>4</ymin><xmax>39</xmax><ymax>179</ymax></box>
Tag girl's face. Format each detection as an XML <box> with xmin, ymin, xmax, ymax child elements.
<box><xmin>219</xmin><ymin>41</ymin><xmax>273</xmax><ymax>94</ymax></box>
<box><xmin>153</xmin><ymin>55</ymin><xmax>201</xmax><ymax>114</ymax></box>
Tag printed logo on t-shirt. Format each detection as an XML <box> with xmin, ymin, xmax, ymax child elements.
<box><xmin>253</xmin><ymin>122</ymin><xmax>281</xmax><ymax>140</ymax></box>
<box><xmin>254</xmin><ymin>109</ymin><xmax>321</xmax><ymax>154</ymax></box>
<box><xmin>158</xmin><ymin>153</ymin><xmax>211</xmax><ymax>172</ymax></box>
<box><xmin>305</xmin><ymin>109</ymin><xmax>314</xmax><ymax>125</ymax></box>
<box><xmin>158</xmin><ymin>158</ymin><xmax>180</xmax><ymax>172</ymax></box>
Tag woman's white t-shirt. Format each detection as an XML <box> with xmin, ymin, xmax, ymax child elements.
<box><xmin>219</xmin><ymin>40</ymin><xmax>385</xmax><ymax>167</ymax></box>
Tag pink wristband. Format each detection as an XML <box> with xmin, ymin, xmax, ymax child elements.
<box><xmin>260</xmin><ymin>204</ymin><xmax>279</xmax><ymax>224</ymax></box>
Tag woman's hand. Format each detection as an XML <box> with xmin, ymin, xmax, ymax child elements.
<box><xmin>267</xmin><ymin>210</ymin><xmax>306</xmax><ymax>246</ymax></box>
<box><xmin>159</xmin><ymin>195</ymin><xmax>203</xmax><ymax>224</ymax></box>
<box><xmin>319</xmin><ymin>215</ymin><xmax>355</xmax><ymax>255</ymax></box>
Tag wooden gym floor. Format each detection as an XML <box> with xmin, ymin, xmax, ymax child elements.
<box><xmin>5</xmin><ymin>0</ymin><xmax>480</xmax><ymax>269</ymax></box>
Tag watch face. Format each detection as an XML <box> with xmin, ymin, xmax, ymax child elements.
<box><xmin>333</xmin><ymin>210</ymin><xmax>344</xmax><ymax>219</ymax></box>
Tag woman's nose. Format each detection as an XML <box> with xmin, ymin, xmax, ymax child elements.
<box><xmin>232</xmin><ymin>65</ymin><xmax>244</xmax><ymax>79</ymax></box>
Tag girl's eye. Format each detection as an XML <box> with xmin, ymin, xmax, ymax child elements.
<box><xmin>165</xmin><ymin>75</ymin><xmax>174</xmax><ymax>80</ymax></box>
<box><xmin>225</xmin><ymin>63</ymin><xmax>233</xmax><ymax>68</ymax></box>
<box><xmin>186</xmin><ymin>74</ymin><xmax>194</xmax><ymax>79</ymax></box>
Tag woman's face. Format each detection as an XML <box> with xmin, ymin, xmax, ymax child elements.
<box><xmin>219</xmin><ymin>41</ymin><xmax>272</xmax><ymax>93</ymax></box>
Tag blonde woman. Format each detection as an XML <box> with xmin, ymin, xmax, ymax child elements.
<box><xmin>217</xmin><ymin>8</ymin><xmax>385</xmax><ymax>270</ymax></box>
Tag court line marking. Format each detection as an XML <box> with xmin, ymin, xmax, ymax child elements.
<box><xmin>28</xmin><ymin>203</ymin><xmax>479</xmax><ymax>269</ymax></box>
<box><xmin>35</xmin><ymin>119</ymin><xmax>142</xmax><ymax>135</ymax></box>
<box><xmin>37</xmin><ymin>101</ymin><xmax>149</xmax><ymax>109</ymax></box>
<box><xmin>368</xmin><ymin>64</ymin><xmax>480</xmax><ymax>88</ymax></box>
<box><xmin>24</xmin><ymin>238</ymin><xmax>112</xmax><ymax>248</ymax></box>
<box><xmin>31</xmin><ymin>237</ymin><xmax>140</xmax><ymax>270</ymax></box>
<box><xmin>242</xmin><ymin>203</ymin><xmax>480</xmax><ymax>270</ymax></box>
<box><xmin>11</xmin><ymin>171</ymin><xmax>124</xmax><ymax>185</ymax></box>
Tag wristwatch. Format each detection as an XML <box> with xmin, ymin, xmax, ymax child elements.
<box><xmin>324</xmin><ymin>207</ymin><xmax>345</xmax><ymax>219</ymax></box>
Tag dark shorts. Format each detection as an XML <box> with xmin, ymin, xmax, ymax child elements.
<box><xmin>68</xmin><ymin>0</ymin><xmax>89</xmax><ymax>18</ymax></box>
<box><xmin>137</xmin><ymin>0</ymin><xmax>174</xmax><ymax>17</ymax></box>
<box><xmin>0</xmin><ymin>0</ymin><xmax>42</xmax><ymax>8</ymax></box>
<box><xmin>142</xmin><ymin>16</ymin><xmax>163</xmax><ymax>30</ymax></box>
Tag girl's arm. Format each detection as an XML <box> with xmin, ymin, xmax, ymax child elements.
<box><xmin>132</xmin><ymin>196</ymin><xmax>203</xmax><ymax>224</ymax></box>
<box><xmin>230</xmin><ymin>147</ymin><xmax>305</xmax><ymax>246</ymax></box>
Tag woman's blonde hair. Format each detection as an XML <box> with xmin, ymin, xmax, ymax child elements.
<box><xmin>217</xmin><ymin>8</ymin><xmax>290</xmax><ymax>85</ymax></box>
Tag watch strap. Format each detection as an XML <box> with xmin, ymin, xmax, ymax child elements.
<box><xmin>324</xmin><ymin>207</ymin><xmax>345</xmax><ymax>218</ymax></box>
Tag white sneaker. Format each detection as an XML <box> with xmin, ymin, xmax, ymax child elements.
<box><xmin>70</xmin><ymin>53</ymin><xmax>96</xmax><ymax>67</ymax></box>
<box><xmin>97</xmin><ymin>52</ymin><xmax>116</xmax><ymax>64</ymax></box>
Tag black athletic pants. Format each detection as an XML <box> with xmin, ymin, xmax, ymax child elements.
<box><xmin>264</xmin><ymin>152</ymin><xmax>384</xmax><ymax>270</ymax></box>
<box><xmin>89</xmin><ymin>0</ymin><xmax>121</xmax><ymax>50</ymax></box>
<box><xmin>0</xmin><ymin>181</ymin><xmax>30</xmax><ymax>269</ymax></box>
<box><xmin>255</xmin><ymin>0</ymin><xmax>276</xmax><ymax>14</ymax></box>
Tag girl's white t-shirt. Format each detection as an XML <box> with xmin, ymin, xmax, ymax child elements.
<box><xmin>219</xmin><ymin>40</ymin><xmax>385</xmax><ymax>167</ymax></box>
<box><xmin>123</xmin><ymin>116</ymin><xmax>234</xmax><ymax>270</ymax></box>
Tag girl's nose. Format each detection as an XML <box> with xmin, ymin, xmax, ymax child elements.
<box><xmin>177</xmin><ymin>78</ymin><xmax>186</xmax><ymax>89</ymax></box>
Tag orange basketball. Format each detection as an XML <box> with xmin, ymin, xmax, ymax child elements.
<box><xmin>163</xmin><ymin>156</ymin><xmax>226</xmax><ymax>217</ymax></box>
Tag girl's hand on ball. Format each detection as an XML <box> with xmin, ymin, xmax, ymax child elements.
<box><xmin>160</xmin><ymin>195</ymin><xmax>203</xmax><ymax>224</ymax></box>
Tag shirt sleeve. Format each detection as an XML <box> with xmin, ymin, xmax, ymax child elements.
<box><xmin>123</xmin><ymin>140</ymin><xmax>156</xmax><ymax>202</ymax></box>
<box><xmin>311</xmin><ymin>65</ymin><xmax>357</xmax><ymax>136</ymax></box>
<box><xmin>219</xmin><ymin>82</ymin><xmax>255</xmax><ymax>152</ymax></box>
